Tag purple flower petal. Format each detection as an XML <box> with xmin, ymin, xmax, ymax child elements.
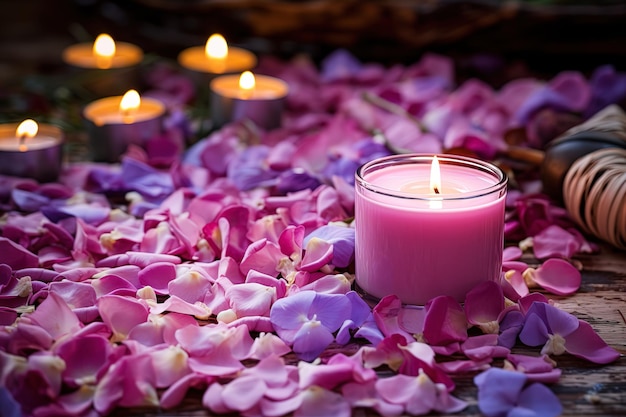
<box><xmin>474</xmin><ymin>368</ymin><xmax>526</xmax><ymax>416</ymax></box>
<box><xmin>516</xmin><ymin>382</ymin><xmax>563</xmax><ymax>417</ymax></box>
<box><xmin>498</xmin><ymin>310</ymin><xmax>525</xmax><ymax>349</ymax></box>
<box><xmin>270</xmin><ymin>290</ymin><xmax>316</xmax><ymax>341</ymax></box>
<box><xmin>304</xmin><ymin>225</ymin><xmax>355</xmax><ymax>268</ymax></box>
<box><xmin>320</xmin><ymin>49</ymin><xmax>362</xmax><ymax>82</ymax></box>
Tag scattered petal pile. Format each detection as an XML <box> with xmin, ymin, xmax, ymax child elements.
<box><xmin>0</xmin><ymin>50</ymin><xmax>623</xmax><ymax>416</ymax></box>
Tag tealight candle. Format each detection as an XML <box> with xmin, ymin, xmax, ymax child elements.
<box><xmin>62</xmin><ymin>33</ymin><xmax>144</xmax><ymax>95</ymax></box>
<box><xmin>177</xmin><ymin>33</ymin><xmax>257</xmax><ymax>76</ymax></box>
<box><xmin>83</xmin><ymin>89</ymin><xmax>166</xmax><ymax>162</ymax></box>
<box><xmin>0</xmin><ymin>120</ymin><xmax>64</xmax><ymax>182</ymax></box>
<box><xmin>354</xmin><ymin>154</ymin><xmax>507</xmax><ymax>305</ymax></box>
<box><xmin>210</xmin><ymin>71</ymin><xmax>288</xmax><ymax>130</ymax></box>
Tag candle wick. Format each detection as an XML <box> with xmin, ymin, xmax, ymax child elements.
<box><xmin>121</xmin><ymin>108</ymin><xmax>134</xmax><ymax>123</ymax></box>
<box><xmin>18</xmin><ymin>134</ymin><xmax>29</xmax><ymax>152</ymax></box>
<box><xmin>433</xmin><ymin>186</ymin><xmax>440</xmax><ymax>194</ymax></box>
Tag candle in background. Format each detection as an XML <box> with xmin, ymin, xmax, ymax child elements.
<box><xmin>354</xmin><ymin>154</ymin><xmax>507</xmax><ymax>305</ymax></box>
<box><xmin>62</xmin><ymin>33</ymin><xmax>144</xmax><ymax>95</ymax></box>
<box><xmin>210</xmin><ymin>71</ymin><xmax>289</xmax><ymax>130</ymax></box>
<box><xmin>178</xmin><ymin>33</ymin><xmax>257</xmax><ymax>76</ymax></box>
<box><xmin>0</xmin><ymin>120</ymin><xmax>64</xmax><ymax>182</ymax></box>
<box><xmin>83</xmin><ymin>89</ymin><xmax>166</xmax><ymax>162</ymax></box>
<box><xmin>63</xmin><ymin>33</ymin><xmax>143</xmax><ymax>69</ymax></box>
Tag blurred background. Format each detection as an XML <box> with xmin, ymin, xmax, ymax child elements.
<box><xmin>2</xmin><ymin>0</ymin><xmax>625</xmax><ymax>84</ymax></box>
<box><xmin>1</xmin><ymin>0</ymin><xmax>624</xmax><ymax>137</ymax></box>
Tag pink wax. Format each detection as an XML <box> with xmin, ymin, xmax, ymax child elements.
<box><xmin>355</xmin><ymin>154</ymin><xmax>507</xmax><ymax>305</ymax></box>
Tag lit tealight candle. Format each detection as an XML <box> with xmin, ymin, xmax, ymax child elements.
<box><xmin>62</xmin><ymin>33</ymin><xmax>144</xmax><ymax>96</ymax></box>
<box><xmin>210</xmin><ymin>71</ymin><xmax>289</xmax><ymax>130</ymax></box>
<box><xmin>0</xmin><ymin>120</ymin><xmax>64</xmax><ymax>182</ymax></box>
<box><xmin>62</xmin><ymin>33</ymin><xmax>143</xmax><ymax>69</ymax></box>
<box><xmin>177</xmin><ymin>33</ymin><xmax>257</xmax><ymax>75</ymax></box>
<box><xmin>354</xmin><ymin>154</ymin><xmax>508</xmax><ymax>305</ymax></box>
<box><xmin>83</xmin><ymin>90</ymin><xmax>166</xmax><ymax>162</ymax></box>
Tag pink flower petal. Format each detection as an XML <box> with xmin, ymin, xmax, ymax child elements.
<box><xmin>502</xmin><ymin>270</ymin><xmax>529</xmax><ymax>300</ymax></box>
<box><xmin>0</xmin><ymin>237</ymin><xmax>38</xmax><ymax>269</ymax></box>
<box><xmin>438</xmin><ymin>359</ymin><xmax>491</xmax><ymax>373</ymax></box>
<box><xmin>260</xmin><ymin>393</ymin><xmax>303</xmax><ymax>417</ymax></box>
<box><xmin>278</xmin><ymin>225</ymin><xmax>304</xmax><ymax>259</ymax></box>
<box><xmin>221</xmin><ymin>375</ymin><xmax>267</xmax><ymax>411</ymax></box>
<box><xmin>188</xmin><ymin>345</ymin><xmax>245</xmax><ymax>377</ymax></box>
<box><xmin>148</xmin><ymin>346</ymin><xmax>190</xmax><ymax>388</ymax></box>
<box><xmin>295</xmin><ymin>386</ymin><xmax>351</xmax><ymax>417</ymax></box>
<box><xmin>27</xmin><ymin>292</ymin><xmax>82</xmax><ymax>340</ymax></box>
<box><xmin>299</xmin><ymin>238</ymin><xmax>333</xmax><ymax>272</ymax></box>
<box><xmin>423</xmin><ymin>296</ymin><xmax>467</xmax><ymax>345</ymax></box>
<box><xmin>372</xmin><ymin>295</ymin><xmax>415</xmax><ymax>343</ymax></box>
<box><xmin>149</xmin><ymin>294</ymin><xmax>210</xmax><ymax>319</ymax></box>
<box><xmin>465</xmin><ymin>281</ymin><xmax>504</xmax><ymax>330</ymax></box>
<box><xmin>167</xmin><ymin>268</ymin><xmax>212</xmax><ymax>303</ymax></box>
<box><xmin>239</xmin><ymin>239</ymin><xmax>282</xmax><ymax>277</ymax></box>
<box><xmin>138</xmin><ymin>262</ymin><xmax>177</xmax><ymax>294</ymax></box>
<box><xmin>97</xmin><ymin>252</ymin><xmax>181</xmax><ymax>268</ymax></box>
<box><xmin>161</xmin><ymin>373</ymin><xmax>211</xmax><ymax>409</ymax></box>
<box><xmin>528</xmin><ymin>258</ymin><xmax>581</xmax><ymax>296</ymax></box>
<box><xmin>503</xmin><ymin>246</ymin><xmax>523</xmax><ymax>261</ymax></box>
<box><xmin>226</xmin><ymin>282</ymin><xmax>276</xmax><ymax>317</ymax></box>
<box><xmin>250</xmin><ymin>333</ymin><xmax>292</xmax><ymax>360</ymax></box>
<box><xmin>97</xmin><ymin>295</ymin><xmax>149</xmax><ymax>341</ymax></box>
<box><xmin>203</xmin><ymin>382</ymin><xmax>230</xmax><ymax>413</ymax></box>
<box><xmin>533</xmin><ymin>225</ymin><xmax>581</xmax><ymax>259</ymax></box>
<box><xmin>55</xmin><ymin>334</ymin><xmax>110</xmax><ymax>385</ymax></box>
<box><xmin>564</xmin><ymin>320</ymin><xmax>620</xmax><ymax>364</ymax></box>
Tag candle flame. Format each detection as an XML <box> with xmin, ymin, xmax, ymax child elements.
<box><xmin>205</xmin><ymin>34</ymin><xmax>228</xmax><ymax>60</ymax></box>
<box><xmin>16</xmin><ymin>119</ymin><xmax>38</xmax><ymax>140</ymax></box>
<box><xmin>93</xmin><ymin>33</ymin><xmax>116</xmax><ymax>58</ymax></box>
<box><xmin>430</xmin><ymin>155</ymin><xmax>441</xmax><ymax>194</ymax></box>
<box><xmin>239</xmin><ymin>71</ymin><xmax>256</xmax><ymax>91</ymax></box>
<box><xmin>120</xmin><ymin>89</ymin><xmax>141</xmax><ymax>113</ymax></box>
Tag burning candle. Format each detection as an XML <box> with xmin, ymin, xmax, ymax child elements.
<box><xmin>177</xmin><ymin>33</ymin><xmax>257</xmax><ymax>75</ymax></box>
<box><xmin>354</xmin><ymin>154</ymin><xmax>507</xmax><ymax>305</ymax></box>
<box><xmin>62</xmin><ymin>33</ymin><xmax>143</xmax><ymax>69</ymax></box>
<box><xmin>210</xmin><ymin>71</ymin><xmax>288</xmax><ymax>130</ymax></box>
<box><xmin>0</xmin><ymin>120</ymin><xmax>64</xmax><ymax>182</ymax></box>
<box><xmin>83</xmin><ymin>89</ymin><xmax>166</xmax><ymax>162</ymax></box>
<box><xmin>62</xmin><ymin>33</ymin><xmax>144</xmax><ymax>95</ymax></box>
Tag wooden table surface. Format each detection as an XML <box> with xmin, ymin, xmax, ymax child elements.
<box><xmin>110</xmin><ymin>243</ymin><xmax>625</xmax><ymax>417</ymax></box>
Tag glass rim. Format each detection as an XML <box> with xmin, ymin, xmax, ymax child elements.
<box><xmin>355</xmin><ymin>153</ymin><xmax>508</xmax><ymax>201</ymax></box>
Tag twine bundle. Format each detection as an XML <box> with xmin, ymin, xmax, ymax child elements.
<box><xmin>563</xmin><ymin>148</ymin><xmax>626</xmax><ymax>250</ymax></box>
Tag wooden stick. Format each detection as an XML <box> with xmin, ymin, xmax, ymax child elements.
<box><xmin>502</xmin><ymin>145</ymin><xmax>545</xmax><ymax>166</ymax></box>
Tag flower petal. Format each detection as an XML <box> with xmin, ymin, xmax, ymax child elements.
<box><xmin>564</xmin><ymin>320</ymin><xmax>620</xmax><ymax>364</ymax></box>
<box><xmin>529</xmin><ymin>258</ymin><xmax>581</xmax><ymax>296</ymax></box>
<box><xmin>474</xmin><ymin>368</ymin><xmax>526</xmax><ymax>417</ymax></box>
<box><xmin>423</xmin><ymin>296</ymin><xmax>467</xmax><ymax>345</ymax></box>
<box><xmin>515</xmin><ymin>382</ymin><xmax>563</xmax><ymax>417</ymax></box>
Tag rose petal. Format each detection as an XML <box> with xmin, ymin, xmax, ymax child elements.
<box><xmin>529</xmin><ymin>258</ymin><xmax>581</xmax><ymax>296</ymax></box>
<box><xmin>564</xmin><ymin>320</ymin><xmax>620</xmax><ymax>364</ymax></box>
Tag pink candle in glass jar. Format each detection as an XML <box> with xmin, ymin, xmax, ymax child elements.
<box><xmin>355</xmin><ymin>154</ymin><xmax>507</xmax><ymax>305</ymax></box>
